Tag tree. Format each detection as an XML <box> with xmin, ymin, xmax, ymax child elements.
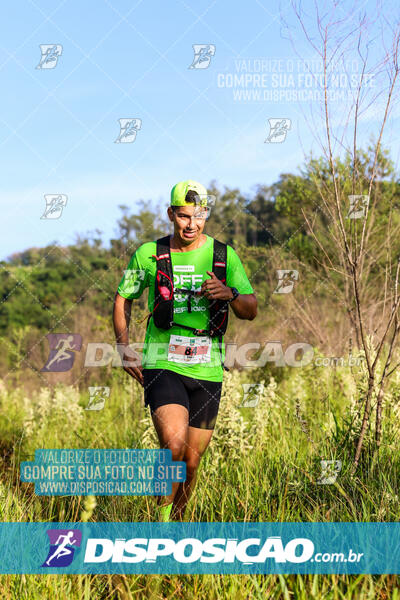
<box><xmin>111</xmin><ymin>201</ymin><xmax>170</xmax><ymax>255</ymax></box>
<box><xmin>285</xmin><ymin>0</ymin><xmax>400</xmax><ymax>471</ymax></box>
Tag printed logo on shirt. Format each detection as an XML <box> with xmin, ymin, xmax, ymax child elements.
<box><xmin>173</xmin><ymin>265</ymin><xmax>195</xmax><ymax>273</ymax></box>
<box><xmin>173</xmin><ymin>274</ymin><xmax>203</xmax><ymax>288</ymax></box>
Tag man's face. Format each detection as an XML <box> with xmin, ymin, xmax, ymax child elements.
<box><xmin>168</xmin><ymin>204</ymin><xmax>207</xmax><ymax>244</ymax></box>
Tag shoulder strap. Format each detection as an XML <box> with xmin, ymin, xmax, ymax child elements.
<box><xmin>156</xmin><ymin>234</ymin><xmax>172</xmax><ymax>261</ymax></box>
<box><xmin>210</xmin><ymin>239</ymin><xmax>229</xmax><ymax>368</ymax></box>
<box><xmin>212</xmin><ymin>238</ymin><xmax>227</xmax><ymax>282</ymax></box>
<box><xmin>208</xmin><ymin>238</ymin><xmax>229</xmax><ymax>336</ymax></box>
<box><xmin>149</xmin><ymin>235</ymin><xmax>175</xmax><ymax>330</ymax></box>
<box><xmin>154</xmin><ymin>234</ymin><xmax>174</xmax><ymax>291</ymax></box>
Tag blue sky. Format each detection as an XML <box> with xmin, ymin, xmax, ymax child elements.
<box><xmin>1</xmin><ymin>0</ymin><xmax>400</xmax><ymax>259</ymax></box>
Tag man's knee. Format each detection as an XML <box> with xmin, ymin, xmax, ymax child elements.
<box><xmin>185</xmin><ymin>455</ymin><xmax>201</xmax><ymax>479</ymax></box>
<box><xmin>166</xmin><ymin>439</ymin><xmax>186</xmax><ymax>461</ymax></box>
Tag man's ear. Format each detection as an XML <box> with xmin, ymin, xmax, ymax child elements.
<box><xmin>167</xmin><ymin>206</ymin><xmax>174</xmax><ymax>222</ymax></box>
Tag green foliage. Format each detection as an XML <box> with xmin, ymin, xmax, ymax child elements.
<box><xmin>1</xmin><ymin>150</ymin><xmax>400</xmax><ymax>595</ymax></box>
<box><xmin>1</xmin><ymin>367</ymin><xmax>400</xmax><ymax>597</ymax></box>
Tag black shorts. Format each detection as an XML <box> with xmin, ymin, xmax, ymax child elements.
<box><xmin>142</xmin><ymin>368</ymin><xmax>223</xmax><ymax>430</ymax></box>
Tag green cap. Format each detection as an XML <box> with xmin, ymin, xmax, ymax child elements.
<box><xmin>170</xmin><ymin>180</ymin><xmax>208</xmax><ymax>207</ymax></box>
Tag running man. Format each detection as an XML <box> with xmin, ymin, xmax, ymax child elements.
<box><xmin>43</xmin><ymin>335</ymin><xmax>76</xmax><ymax>371</ymax></box>
<box><xmin>45</xmin><ymin>531</ymin><xmax>78</xmax><ymax>566</ymax></box>
<box><xmin>113</xmin><ymin>180</ymin><xmax>257</xmax><ymax>521</ymax></box>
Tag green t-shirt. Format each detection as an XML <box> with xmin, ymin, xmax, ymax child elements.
<box><xmin>117</xmin><ymin>234</ymin><xmax>254</xmax><ymax>382</ymax></box>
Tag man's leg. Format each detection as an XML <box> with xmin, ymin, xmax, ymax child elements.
<box><xmin>170</xmin><ymin>425</ymin><xmax>214</xmax><ymax>521</ymax></box>
<box><xmin>151</xmin><ymin>403</ymin><xmax>189</xmax><ymax>508</ymax></box>
<box><xmin>169</xmin><ymin>376</ymin><xmax>222</xmax><ymax>520</ymax></box>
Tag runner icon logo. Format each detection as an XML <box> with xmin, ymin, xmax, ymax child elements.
<box><xmin>42</xmin><ymin>529</ymin><xmax>82</xmax><ymax>567</ymax></box>
<box><xmin>41</xmin><ymin>334</ymin><xmax>82</xmax><ymax>372</ymax></box>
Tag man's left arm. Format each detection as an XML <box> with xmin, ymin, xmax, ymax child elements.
<box><xmin>226</xmin><ymin>289</ymin><xmax>257</xmax><ymax>320</ymax></box>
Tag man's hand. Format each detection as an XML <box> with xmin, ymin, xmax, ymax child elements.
<box><xmin>200</xmin><ymin>270</ymin><xmax>233</xmax><ymax>300</ymax></box>
<box><xmin>200</xmin><ymin>272</ymin><xmax>257</xmax><ymax>320</ymax></box>
<box><xmin>121</xmin><ymin>346</ymin><xmax>144</xmax><ymax>386</ymax></box>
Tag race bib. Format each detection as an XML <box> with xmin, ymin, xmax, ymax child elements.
<box><xmin>167</xmin><ymin>334</ymin><xmax>212</xmax><ymax>364</ymax></box>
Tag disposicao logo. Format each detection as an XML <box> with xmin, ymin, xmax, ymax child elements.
<box><xmin>83</xmin><ymin>536</ymin><xmax>314</xmax><ymax>564</ymax></box>
<box><xmin>41</xmin><ymin>532</ymin><xmax>316</xmax><ymax>567</ymax></box>
<box><xmin>42</xmin><ymin>529</ymin><xmax>82</xmax><ymax>567</ymax></box>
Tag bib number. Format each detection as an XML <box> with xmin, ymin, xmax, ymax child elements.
<box><xmin>168</xmin><ymin>334</ymin><xmax>212</xmax><ymax>364</ymax></box>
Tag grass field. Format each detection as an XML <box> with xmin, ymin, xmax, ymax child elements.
<box><xmin>1</xmin><ymin>352</ymin><xmax>400</xmax><ymax>599</ymax></box>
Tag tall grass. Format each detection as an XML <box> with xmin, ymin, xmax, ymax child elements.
<box><xmin>1</xmin><ymin>357</ymin><xmax>400</xmax><ymax>598</ymax></box>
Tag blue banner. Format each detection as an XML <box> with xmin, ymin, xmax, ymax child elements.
<box><xmin>0</xmin><ymin>522</ymin><xmax>399</xmax><ymax>574</ymax></box>
<box><xmin>20</xmin><ymin>449</ymin><xmax>186</xmax><ymax>496</ymax></box>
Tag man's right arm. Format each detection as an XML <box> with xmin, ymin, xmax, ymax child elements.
<box><xmin>113</xmin><ymin>292</ymin><xmax>144</xmax><ymax>386</ymax></box>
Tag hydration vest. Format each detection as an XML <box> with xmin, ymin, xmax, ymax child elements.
<box><xmin>146</xmin><ymin>234</ymin><xmax>230</xmax><ymax>370</ymax></box>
